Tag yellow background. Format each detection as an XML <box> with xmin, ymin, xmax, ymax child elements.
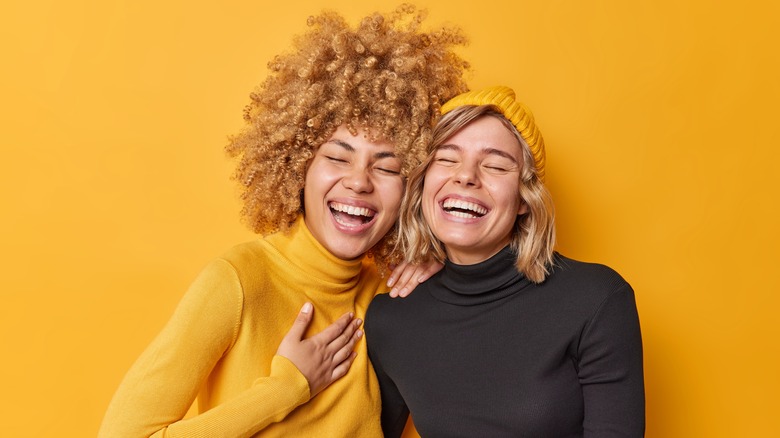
<box><xmin>2</xmin><ymin>0</ymin><xmax>778</xmax><ymax>436</ymax></box>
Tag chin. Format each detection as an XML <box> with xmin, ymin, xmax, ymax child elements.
<box><xmin>328</xmin><ymin>241</ymin><xmax>371</xmax><ymax>260</ymax></box>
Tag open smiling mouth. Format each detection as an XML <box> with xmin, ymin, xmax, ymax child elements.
<box><xmin>442</xmin><ymin>198</ymin><xmax>488</xmax><ymax>219</ymax></box>
<box><xmin>329</xmin><ymin>201</ymin><xmax>376</xmax><ymax>227</ymax></box>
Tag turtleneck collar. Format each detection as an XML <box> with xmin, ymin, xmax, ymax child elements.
<box><xmin>429</xmin><ymin>245</ymin><xmax>531</xmax><ymax>306</ymax></box>
<box><xmin>264</xmin><ymin>215</ymin><xmax>365</xmax><ymax>290</ymax></box>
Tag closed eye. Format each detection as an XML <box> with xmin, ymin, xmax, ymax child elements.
<box><xmin>434</xmin><ymin>157</ymin><xmax>458</xmax><ymax>165</ymax></box>
<box><xmin>483</xmin><ymin>158</ymin><xmax>517</xmax><ymax>173</ymax></box>
<box><xmin>433</xmin><ymin>144</ymin><xmax>461</xmax><ymax>165</ymax></box>
<box><xmin>374</xmin><ymin>155</ymin><xmax>402</xmax><ymax>175</ymax></box>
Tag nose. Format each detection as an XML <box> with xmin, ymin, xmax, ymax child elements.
<box><xmin>342</xmin><ymin>168</ymin><xmax>374</xmax><ymax>193</ymax></box>
<box><xmin>453</xmin><ymin>163</ymin><xmax>479</xmax><ymax>187</ymax></box>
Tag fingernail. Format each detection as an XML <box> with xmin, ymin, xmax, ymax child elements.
<box><xmin>356</xmin><ymin>330</ymin><xmax>363</xmax><ymax>338</ymax></box>
<box><xmin>390</xmin><ymin>287</ymin><xmax>398</xmax><ymax>296</ymax></box>
<box><xmin>301</xmin><ymin>302</ymin><xmax>312</xmax><ymax>314</ymax></box>
<box><xmin>387</xmin><ymin>277</ymin><xmax>396</xmax><ymax>287</ymax></box>
<box><xmin>355</xmin><ymin>318</ymin><xmax>363</xmax><ymax>326</ymax></box>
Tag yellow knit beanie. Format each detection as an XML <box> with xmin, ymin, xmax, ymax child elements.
<box><xmin>440</xmin><ymin>85</ymin><xmax>546</xmax><ymax>178</ymax></box>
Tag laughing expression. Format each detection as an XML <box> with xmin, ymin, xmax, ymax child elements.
<box><xmin>422</xmin><ymin>115</ymin><xmax>528</xmax><ymax>265</ymax></box>
<box><xmin>304</xmin><ymin>125</ymin><xmax>404</xmax><ymax>260</ymax></box>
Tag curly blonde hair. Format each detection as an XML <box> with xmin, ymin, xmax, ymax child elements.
<box><xmin>399</xmin><ymin>106</ymin><xmax>556</xmax><ymax>283</ymax></box>
<box><xmin>226</xmin><ymin>4</ymin><xmax>468</xmax><ymax>265</ymax></box>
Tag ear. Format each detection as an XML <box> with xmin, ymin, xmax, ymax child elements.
<box><xmin>517</xmin><ymin>201</ymin><xmax>529</xmax><ymax>216</ymax></box>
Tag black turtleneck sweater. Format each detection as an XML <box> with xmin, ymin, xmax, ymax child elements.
<box><xmin>365</xmin><ymin>248</ymin><xmax>644</xmax><ymax>437</ymax></box>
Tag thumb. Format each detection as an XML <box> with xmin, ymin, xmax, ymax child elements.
<box><xmin>285</xmin><ymin>302</ymin><xmax>314</xmax><ymax>341</ymax></box>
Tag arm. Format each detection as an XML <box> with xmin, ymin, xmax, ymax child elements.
<box><xmin>386</xmin><ymin>259</ymin><xmax>443</xmax><ymax>298</ymax></box>
<box><xmin>578</xmin><ymin>284</ymin><xmax>645</xmax><ymax>437</ymax></box>
<box><xmin>99</xmin><ymin>259</ymin><xmax>361</xmax><ymax>438</ymax></box>
<box><xmin>367</xmin><ymin>338</ymin><xmax>409</xmax><ymax>437</ymax></box>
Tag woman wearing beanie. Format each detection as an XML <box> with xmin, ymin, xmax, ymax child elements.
<box><xmin>366</xmin><ymin>86</ymin><xmax>645</xmax><ymax>437</ymax></box>
<box><xmin>98</xmin><ymin>6</ymin><xmax>468</xmax><ymax>437</ymax></box>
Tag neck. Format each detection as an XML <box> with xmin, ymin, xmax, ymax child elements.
<box><xmin>445</xmin><ymin>242</ymin><xmax>510</xmax><ymax>265</ymax></box>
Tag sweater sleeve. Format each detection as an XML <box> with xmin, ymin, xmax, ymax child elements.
<box><xmin>98</xmin><ymin>258</ymin><xmax>311</xmax><ymax>438</ymax></box>
<box><xmin>365</xmin><ymin>305</ymin><xmax>409</xmax><ymax>438</ymax></box>
<box><xmin>577</xmin><ymin>283</ymin><xmax>645</xmax><ymax>437</ymax></box>
<box><xmin>370</xmin><ymin>355</ymin><xmax>409</xmax><ymax>438</ymax></box>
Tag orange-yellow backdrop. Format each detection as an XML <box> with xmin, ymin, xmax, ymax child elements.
<box><xmin>1</xmin><ymin>0</ymin><xmax>778</xmax><ymax>436</ymax></box>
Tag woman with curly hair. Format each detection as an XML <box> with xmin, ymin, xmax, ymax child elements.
<box><xmin>99</xmin><ymin>5</ymin><xmax>468</xmax><ymax>437</ymax></box>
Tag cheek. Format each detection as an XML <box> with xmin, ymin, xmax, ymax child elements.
<box><xmin>309</xmin><ymin>158</ymin><xmax>344</xmax><ymax>184</ymax></box>
<box><xmin>421</xmin><ymin>180</ymin><xmax>438</xmax><ymax>223</ymax></box>
<box><xmin>380</xmin><ymin>178</ymin><xmax>404</xmax><ymax>210</ymax></box>
<box><xmin>303</xmin><ymin>162</ymin><xmax>336</xmax><ymax>206</ymax></box>
<box><xmin>302</xmin><ymin>166</ymin><xmax>320</xmax><ymax>206</ymax></box>
<box><xmin>490</xmin><ymin>179</ymin><xmax>522</xmax><ymax>209</ymax></box>
<box><xmin>304</xmin><ymin>159</ymin><xmax>322</xmax><ymax>186</ymax></box>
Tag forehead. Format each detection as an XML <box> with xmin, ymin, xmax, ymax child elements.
<box><xmin>444</xmin><ymin>116</ymin><xmax>523</xmax><ymax>157</ymax></box>
<box><xmin>323</xmin><ymin>125</ymin><xmax>396</xmax><ymax>154</ymax></box>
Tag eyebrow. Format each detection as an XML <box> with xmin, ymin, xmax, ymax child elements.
<box><xmin>328</xmin><ymin>139</ymin><xmax>355</xmax><ymax>152</ymax></box>
<box><xmin>327</xmin><ymin>138</ymin><xmax>398</xmax><ymax>159</ymax></box>
<box><xmin>437</xmin><ymin>143</ymin><xmax>519</xmax><ymax>164</ymax></box>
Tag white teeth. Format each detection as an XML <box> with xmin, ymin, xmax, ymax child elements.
<box><xmin>448</xmin><ymin>210</ymin><xmax>478</xmax><ymax>219</ymax></box>
<box><xmin>442</xmin><ymin>198</ymin><xmax>487</xmax><ymax>215</ymax></box>
<box><xmin>330</xmin><ymin>202</ymin><xmax>374</xmax><ymax>217</ymax></box>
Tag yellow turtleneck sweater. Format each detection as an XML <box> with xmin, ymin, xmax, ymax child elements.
<box><xmin>99</xmin><ymin>216</ymin><xmax>384</xmax><ymax>437</ymax></box>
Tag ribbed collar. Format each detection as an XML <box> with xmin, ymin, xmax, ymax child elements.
<box><xmin>429</xmin><ymin>245</ymin><xmax>531</xmax><ymax>306</ymax></box>
<box><xmin>264</xmin><ymin>216</ymin><xmax>364</xmax><ymax>291</ymax></box>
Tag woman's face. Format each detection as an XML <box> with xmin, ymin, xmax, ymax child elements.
<box><xmin>422</xmin><ymin>115</ymin><xmax>528</xmax><ymax>265</ymax></box>
<box><xmin>304</xmin><ymin>125</ymin><xmax>404</xmax><ymax>260</ymax></box>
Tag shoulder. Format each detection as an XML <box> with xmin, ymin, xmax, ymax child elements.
<box><xmin>366</xmin><ymin>291</ymin><xmax>394</xmax><ymax>325</ymax></box>
<box><xmin>168</xmin><ymin>247</ymin><xmax>254</xmax><ymax>348</ymax></box>
<box><xmin>366</xmin><ymin>290</ymin><xmax>393</xmax><ymax>313</ymax></box>
<box><xmin>549</xmin><ymin>253</ymin><xmax>631</xmax><ymax>294</ymax></box>
<box><xmin>541</xmin><ymin>253</ymin><xmax>635</xmax><ymax>318</ymax></box>
<box><xmin>367</xmin><ymin>280</ymin><xmax>431</xmax><ymax>314</ymax></box>
<box><xmin>184</xmin><ymin>240</ymin><xmax>269</xmax><ymax>306</ymax></box>
<box><xmin>206</xmin><ymin>239</ymin><xmax>281</xmax><ymax>286</ymax></box>
<box><xmin>365</xmin><ymin>283</ymin><xmax>429</xmax><ymax>337</ymax></box>
<box><xmin>216</xmin><ymin>239</ymin><xmax>270</xmax><ymax>269</ymax></box>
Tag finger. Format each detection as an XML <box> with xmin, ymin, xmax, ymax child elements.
<box><xmin>284</xmin><ymin>302</ymin><xmax>314</xmax><ymax>341</ymax></box>
<box><xmin>397</xmin><ymin>267</ymin><xmax>424</xmax><ymax>297</ymax></box>
<box><xmin>312</xmin><ymin>311</ymin><xmax>354</xmax><ymax>343</ymax></box>
<box><xmin>331</xmin><ymin>351</ymin><xmax>358</xmax><ymax>382</ymax></box>
<box><xmin>327</xmin><ymin>317</ymin><xmax>359</xmax><ymax>352</ymax></box>
<box><xmin>333</xmin><ymin>324</ymin><xmax>363</xmax><ymax>365</ymax></box>
<box><xmin>330</xmin><ymin>318</ymin><xmax>361</xmax><ymax>358</ymax></box>
<box><xmin>386</xmin><ymin>261</ymin><xmax>408</xmax><ymax>288</ymax></box>
<box><xmin>397</xmin><ymin>260</ymin><xmax>444</xmax><ymax>298</ymax></box>
<box><xmin>417</xmin><ymin>260</ymin><xmax>444</xmax><ymax>283</ymax></box>
<box><xmin>390</xmin><ymin>264</ymin><xmax>420</xmax><ymax>298</ymax></box>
